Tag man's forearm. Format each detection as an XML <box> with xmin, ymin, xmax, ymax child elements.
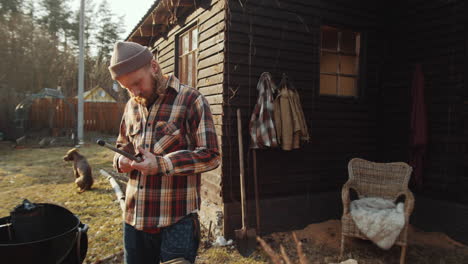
<box><xmin>160</xmin><ymin>148</ymin><xmax>220</xmax><ymax>177</ymax></box>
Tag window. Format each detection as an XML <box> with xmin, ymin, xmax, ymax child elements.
<box><xmin>151</xmin><ymin>47</ymin><xmax>158</xmax><ymax>62</ymax></box>
<box><xmin>178</xmin><ymin>26</ymin><xmax>198</xmax><ymax>87</ymax></box>
<box><xmin>320</xmin><ymin>26</ymin><xmax>361</xmax><ymax>97</ymax></box>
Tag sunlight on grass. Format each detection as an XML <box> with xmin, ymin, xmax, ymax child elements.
<box><xmin>4</xmin><ymin>141</ymin><xmax>465</xmax><ymax>264</ymax></box>
<box><xmin>0</xmin><ymin>141</ymin><xmax>271</xmax><ymax>264</ymax></box>
<box><xmin>0</xmin><ymin>143</ymin><xmax>122</xmax><ymax>263</ymax></box>
<box><xmin>198</xmin><ymin>247</ymin><xmax>268</xmax><ymax>264</ymax></box>
<box><xmin>0</xmin><ymin>141</ymin><xmax>270</xmax><ymax>264</ymax></box>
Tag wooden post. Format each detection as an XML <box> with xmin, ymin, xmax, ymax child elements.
<box><xmin>100</xmin><ymin>169</ymin><xmax>126</xmax><ymax>212</ymax></box>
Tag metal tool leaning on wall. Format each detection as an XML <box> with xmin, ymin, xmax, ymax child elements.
<box><xmin>235</xmin><ymin>108</ymin><xmax>257</xmax><ymax>257</ymax></box>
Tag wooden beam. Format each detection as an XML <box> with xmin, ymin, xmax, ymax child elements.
<box><xmin>139</xmin><ymin>24</ymin><xmax>169</xmax><ymax>36</ymax></box>
<box><xmin>100</xmin><ymin>169</ymin><xmax>125</xmax><ymax>212</ymax></box>
<box><xmin>152</xmin><ymin>11</ymin><xmax>157</xmax><ymax>24</ymax></box>
<box><xmin>178</xmin><ymin>0</ymin><xmax>195</xmax><ymax>7</ymax></box>
<box><xmin>168</xmin><ymin>0</ymin><xmax>196</xmax><ymax>7</ymax></box>
<box><xmin>152</xmin><ymin>10</ymin><xmax>173</xmax><ymax>24</ymax></box>
<box><xmin>129</xmin><ymin>36</ymin><xmax>152</xmax><ymax>46</ymax></box>
<box><xmin>128</xmin><ymin>0</ymin><xmax>199</xmax><ymax>41</ymax></box>
<box><xmin>140</xmin><ymin>24</ymin><xmax>154</xmax><ymax>36</ymax></box>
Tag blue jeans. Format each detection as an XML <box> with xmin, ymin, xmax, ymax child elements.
<box><xmin>124</xmin><ymin>214</ymin><xmax>200</xmax><ymax>264</ymax></box>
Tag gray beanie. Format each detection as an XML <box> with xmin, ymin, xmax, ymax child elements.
<box><xmin>108</xmin><ymin>41</ymin><xmax>153</xmax><ymax>80</ymax></box>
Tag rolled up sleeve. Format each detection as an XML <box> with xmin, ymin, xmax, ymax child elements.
<box><xmin>162</xmin><ymin>95</ymin><xmax>220</xmax><ymax>176</ymax></box>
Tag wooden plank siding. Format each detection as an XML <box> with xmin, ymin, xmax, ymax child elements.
<box><xmin>150</xmin><ymin>0</ymin><xmax>226</xmax><ymax>206</ymax></box>
<box><xmin>222</xmin><ymin>0</ymin><xmax>382</xmax><ymax>207</ymax></box>
<box><xmin>379</xmin><ymin>0</ymin><xmax>468</xmax><ymax>204</ymax></box>
<box><xmin>132</xmin><ymin>0</ymin><xmax>468</xmax><ymax>239</ymax></box>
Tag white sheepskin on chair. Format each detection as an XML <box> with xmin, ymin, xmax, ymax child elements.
<box><xmin>350</xmin><ymin>197</ymin><xmax>405</xmax><ymax>249</ymax></box>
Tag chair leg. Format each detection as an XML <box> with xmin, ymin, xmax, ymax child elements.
<box><xmin>400</xmin><ymin>245</ymin><xmax>407</xmax><ymax>264</ymax></box>
<box><xmin>340</xmin><ymin>235</ymin><xmax>346</xmax><ymax>259</ymax></box>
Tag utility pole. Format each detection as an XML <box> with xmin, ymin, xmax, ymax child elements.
<box><xmin>77</xmin><ymin>0</ymin><xmax>85</xmax><ymax>145</ymax></box>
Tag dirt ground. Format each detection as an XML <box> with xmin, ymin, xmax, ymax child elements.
<box><xmin>256</xmin><ymin>220</ymin><xmax>468</xmax><ymax>264</ymax></box>
<box><xmin>1</xmin><ymin>139</ymin><xmax>467</xmax><ymax>264</ymax></box>
<box><xmin>98</xmin><ymin>219</ymin><xmax>468</xmax><ymax>264</ymax></box>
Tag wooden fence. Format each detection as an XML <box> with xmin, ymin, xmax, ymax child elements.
<box><xmin>28</xmin><ymin>98</ymin><xmax>126</xmax><ymax>135</ymax></box>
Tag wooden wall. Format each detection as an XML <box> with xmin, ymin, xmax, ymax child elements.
<box><xmin>134</xmin><ymin>0</ymin><xmax>468</xmax><ymax>238</ymax></box>
<box><xmin>380</xmin><ymin>0</ymin><xmax>467</xmax><ymax>204</ymax></box>
<box><xmin>223</xmin><ymin>0</ymin><xmax>383</xmax><ymax>206</ymax></box>
<box><xmin>151</xmin><ymin>0</ymin><xmax>226</xmax><ymax>206</ymax></box>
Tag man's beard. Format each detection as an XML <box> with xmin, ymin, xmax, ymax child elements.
<box><xmin>132</xmin><ymin>73</ymin><xmax>164</xmax><ymax>107</ymax></box>
<box><xmin>133</xmin><ymin>95</ymin><xmax>148</xmax><ymax>106</ymax></box>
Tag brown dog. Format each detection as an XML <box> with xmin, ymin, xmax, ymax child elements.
<box><xmin>63</xmin><ymin>148</ymin><xmax>93</xmax><ymax>193</ymax></box>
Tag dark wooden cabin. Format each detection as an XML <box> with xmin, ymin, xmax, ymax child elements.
<box><xmin>125</xmin><ymin>0</ymin><xmax>468</xmax><ymax>244</ymax></box>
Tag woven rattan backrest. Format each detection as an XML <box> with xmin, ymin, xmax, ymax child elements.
<box><xmin>348</xmin><ymin>158</ymin><xmax>412</xmax><ymax>200</ymax></box>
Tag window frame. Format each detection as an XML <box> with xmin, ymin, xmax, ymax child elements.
<box><xmin>175</xmin><ymin>23</ymin><xmax>199</xmax><ymax>88</ymax></box>
<box><xmin>318</xmin><ymin>24</ymin><xmax>366</xmax><ymax>99</ymax></box>
<box><xmin>151</xmin><ymin>46</ymin><xmax>159</xmax><ymax>62</ymax></box>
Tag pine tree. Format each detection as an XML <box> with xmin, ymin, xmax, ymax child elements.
<box><xmin>91</xmin><ymin>0</ymin><xmax>125</xmax><ymax>96</ymax></box>
<box><xmin>0</xmin><ymin>0</ymin><xmax>22</xmax><ymax>18</ymax></box>
<box><xmin>69</xmin><ymin>0</ymin><xmax>97</xmax><ymax>55</ymax></box>
<box><xmin>37</xmin><ymin>0</ymin><xmax>72</xmax><ymax>41</ymax></box>
<box><xmin>95</xmin><ymin>0</ymin><xmax>124</xmax><ymax>63</ymax></box>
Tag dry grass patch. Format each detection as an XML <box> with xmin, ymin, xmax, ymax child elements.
<box><xmin>2</xmin><ymin>142</ymin><xmax>467</xmax><ymax>264</ymax></box>
<box><xmin>0</xmin><ymin>141</ymin><xmax>270</xmax><ymax>264</ymax></box>
<box><xmin>197</xmin><ymin>247</ymin><xmax>267</xmax><ymax>264</ymax></box>
<box><xmin>0</xmin><ymin>142</ymin><xmax>123</xmax><ymax>263</ymax></box>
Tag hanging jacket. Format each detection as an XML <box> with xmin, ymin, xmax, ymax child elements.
<box><xmin>273</xmin><ymin>76</ymin><xmax>309</xmax><ymax>151</ymax></box>
<box><xmin>249</xmin><ymin>72</ymin><xmax>279</xmax><ymax>149</ymax></box>
<box><xmin>290</xmin><ymin>87</ymin><xmax>309</xmax><ymax>142</ymax></box>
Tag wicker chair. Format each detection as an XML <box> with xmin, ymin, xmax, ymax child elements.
<box><xmin>340</xmin><ymin>158</ymin><xmax>414</xmax><ymax>264</ymax></box>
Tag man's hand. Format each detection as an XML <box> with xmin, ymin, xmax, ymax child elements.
<box><xmin>130</xmin><ymin>147</ymin><xmax>158</xmax><ymax>176</ymax></box>
<box><xmin>118</xmin><ymin>155</ymin><xmax>133</xmax><ymax>173</ymax></box>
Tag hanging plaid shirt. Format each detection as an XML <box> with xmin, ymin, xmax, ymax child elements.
<box><xmin>113</xmin><ymin>75</ymin><xmax>220</xmax><ymax>230</ymax></box>
<box><xmin>249</xmin><ymin>72</ymin><xmax>279</xmax><ymax>149</ymax></box>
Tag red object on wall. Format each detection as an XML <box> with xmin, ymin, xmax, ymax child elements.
<box><xmin>409</xmin><ymin>64</ymin><xmax>427</xmax><ymax>190</ymax></box>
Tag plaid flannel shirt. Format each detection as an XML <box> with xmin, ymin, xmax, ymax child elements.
<box><xmin>249</xmin><ymin>72</ymin><xmax>279</xmax><ymax>149</ymax></box>
<box><xmin>113</xmin><ymin>75</ymin><xmax>220</xmax><ymax>230</ymax></box>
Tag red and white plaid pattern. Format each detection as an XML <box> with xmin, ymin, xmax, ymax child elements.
<box><xmin>113</xmin><ymin>75</ymin><xmax>220</xmax><ymax>230</ymax></box>
<box><xmin>249</xmin><ymin>72</ymin><xmax>279</xmax><ymax>149</ymax></box>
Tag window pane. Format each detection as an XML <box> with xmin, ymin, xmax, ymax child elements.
<box><xmin>183</xmin><ymin>34</ymin><xmax>189</xmax><ymax>54</ymax></box>
<box><xmin>192</xmin><ymin>28</ymin><xmax>198</xmax><ymax>50</ymax></box>
<box><xmin>187</xmin><ymin>53</ymin><xmax>192</xmax><ymax>86</ymax></box>
<box><xmin>339</xmin><ymin>76</ymin><xmax>357</xmax><ymax>96</ymax></box>
<box><xmin>180</xmin><ymin>56</ymin><xmax>187</xmax><ymax>84</ymax></box>
<box><xmin>320</xmin><ymin>52</ymin><xmax>338</xmax><ymax>73</ymax></box>
<box><xmin>341</xmin><ymin>55</ymin><xmax>358</xmax><ymax>75</ymax></box>
<box><xmin>321</xmin><ymin>26</ymin><xmax>338</xmax><ymax>51</ymax></box>
<box><xmin>341</xmin><ymin>30</ymin><xmax>358</xmax><ymax>54</ymax></box>
<box><xmin>178</xmin><ymin>57</ymin><xmax>182</xmax><ymax>82</ymax></box>
<box><xmin>320</xmin><ymin>74</ymin><xmax>337</xmax><ymax>95</ymax></box>
<box><xmin>178</xmin><ymin>36</ymin><xmax>182</xmax><ymax>55</ymax></box>
<box><xmin>193</xmin><ymin>52</ymin><xmax>197</xmax><ymax>87</ymax></box>
<box><xmin>153</xmin><ymin>50</ymin><xmax>158</xmax><ymax>61</ymax></box>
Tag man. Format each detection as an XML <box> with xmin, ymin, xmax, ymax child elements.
<box><xmin>108</xmin><ymin>41</ymin><xmax>220</xmax><ymax>264</ymax></box>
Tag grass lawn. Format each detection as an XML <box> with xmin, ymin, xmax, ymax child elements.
<box><xmin>0</xmin><ymin>140</ymin><xmax>268</xmax><ymax>264</ymax></box>
<box><xmin>1</xmin><ymin>140</ymin><xmax>467</xmax><ymax>264</ymax></box>
<box><xmin>0</xmin><ymin>141</ymin><xmax>123</xmax><ymax>263</ymax></box>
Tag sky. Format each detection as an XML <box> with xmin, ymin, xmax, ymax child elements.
<box><xmin>71</xmin><ymin>0</ymin><xmax>155</xmax><ymax>39</ymax></box>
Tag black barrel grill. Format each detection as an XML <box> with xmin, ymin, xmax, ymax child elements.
<box><xmin>0</xmin><ymin>200</ymin><xmax>88</xmax><ymax>264</ymax></box>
